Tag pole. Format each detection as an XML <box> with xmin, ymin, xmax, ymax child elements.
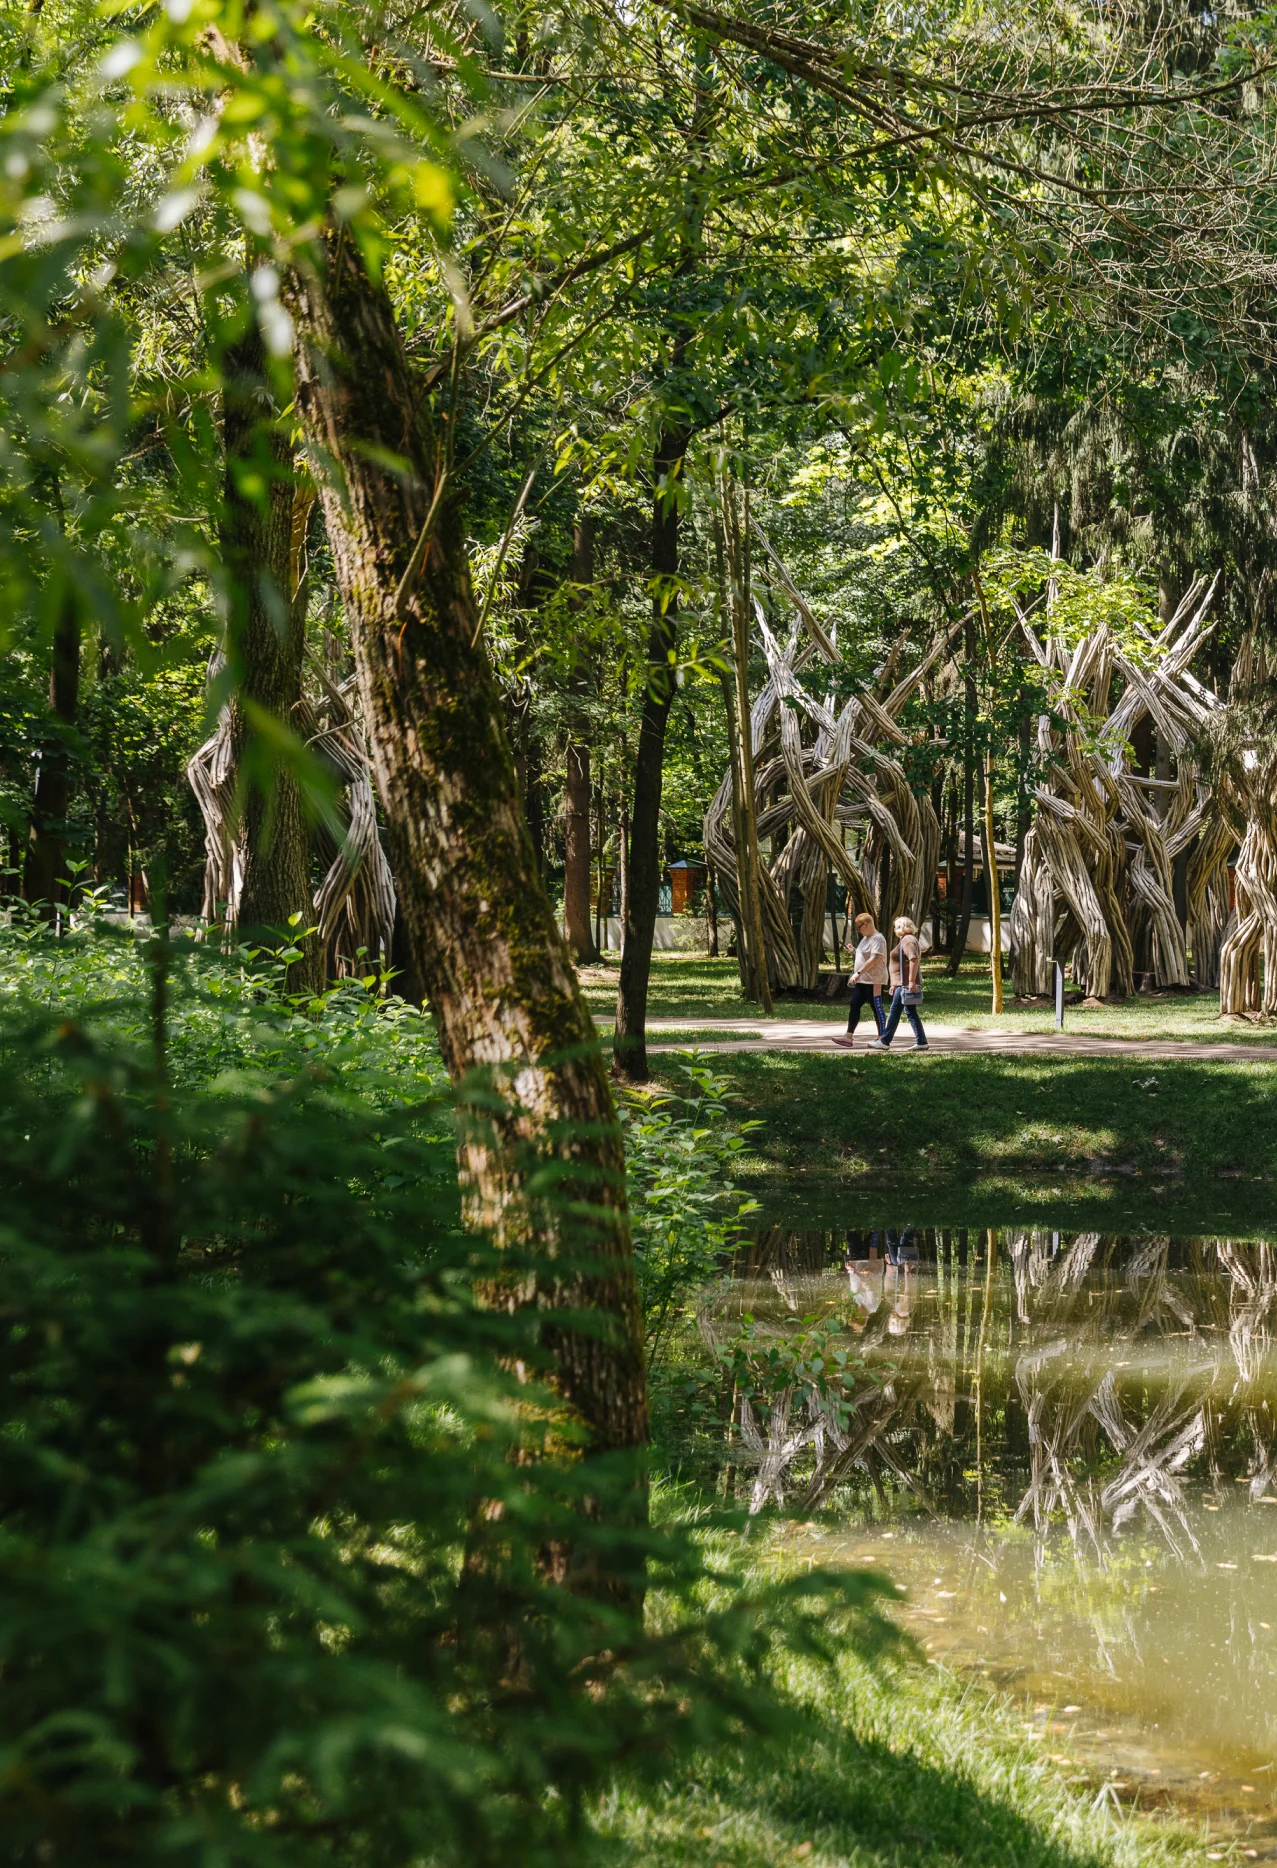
<box><xmin>1055</xmin><ymin>960</ymin><xmax>1064</xmax><ymax>1030</ymax></box>
<box><xmin>984</xmin><ymin>751</ymin><xmax>1003</xmax><ymax>1013</ymax></box>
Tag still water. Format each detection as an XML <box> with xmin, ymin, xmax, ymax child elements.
<box><xmin>705</xmin><ymin>1228</ymin><xmax>1277</xmax><ymax>1850</ymax></box>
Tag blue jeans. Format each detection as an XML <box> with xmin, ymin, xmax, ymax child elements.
<box><xmin>881</xmin><ymin>988</ymin><xmax>927</xmax><ymax>1047</ymax></box>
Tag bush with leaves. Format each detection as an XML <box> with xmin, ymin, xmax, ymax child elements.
<box><xmin>621</xmin><ymin>1057</ymin><xmax>760</xmax><ymax>1369</ymax></box>
<box><xmin>0</xmin><ymin>929</ymin><xmax>892</xmax><ymax>1867</ymax></box>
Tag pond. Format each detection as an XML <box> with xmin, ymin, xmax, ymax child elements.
<box><xmin>704</xmin><ymin>1227</ymin><xmax>1277</xmax><ymax>1854</ymax></box>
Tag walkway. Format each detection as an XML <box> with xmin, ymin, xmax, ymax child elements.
<box><xmin>634</xmin><ymin>1016</ymin><xmax>1277</xmax><ymax>1065</ymax></box>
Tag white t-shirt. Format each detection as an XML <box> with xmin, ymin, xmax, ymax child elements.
<box><xmin>852</xmin><ymin>930</ymin><xmax>888</xmax><ymax>985</ymax></box>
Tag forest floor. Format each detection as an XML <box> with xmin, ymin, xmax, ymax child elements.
<box><xmin>581</xmin><ymin>955</ymin><xmax>1277</xmax><ymax>1235</ymax></box>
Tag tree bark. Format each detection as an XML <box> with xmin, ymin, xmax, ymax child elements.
<box><xmin>1015</xmin><ymin>708</ymin><xmax>1032</xmax><ymax>885</ymax></box>
<box><xmin>983</xmin><ymin>753</ymin><xmax>1004</xmax><ymax>1012</ymax></box>
<box><xmin>721</xmin><ymin>476</ymin><xmax>773</xmax><ymax>1014</ymax></box>
<box><xmin>564</xmin><ymin>516</ymin><xmax>599</xmax><ymax>964</ymax></box>
<box><xmin>24</xmin><ymin>583</ymin><xmax>81</xmax><ymax>915</ymax></box>
<box><xmin>618</xmin><ymin>796</ymin><xmax>631</xmax><ymax>954</ymax></box>
<box><xmin>222</xmin><ymin>323</ymin><xmax>321</xmax><ymax>991</ymax></box>
<box><xmin>613</xmin><ymin>423</ymin><xmax>688</xmax><ymax>1081</ymax></box>
<box><xmin>564</xmin><ymin>743</ymin><xmax>597</xmax><ymax>963</ymax></box>
<box><xmin>948</xmin><ymin>625</ymin><xmax>978</xmax><ymax>975</ymax></box>
<box><xmin>287</xmin><ymin>229</ymin><xmax>648</xmax><ymax>1499</ymax></box>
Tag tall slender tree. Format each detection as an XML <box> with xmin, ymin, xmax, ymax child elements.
<box><xmin>563</xmin><ymin>514</ymin><xmax>599</xmax><ymax>965</ymax></box>
<box><xmin>221</xmin><ymin>321</ymin><xmax>321</xmax><ymax>988</ymax></box>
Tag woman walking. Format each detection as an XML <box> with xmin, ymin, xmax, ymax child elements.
<box><xmin>831</xmin><ymin>911</ymin><xmax>887</xmax><ymax>1049</ymax></box>
<box><xmin>871</xmin><ymin>916</ymin><xmax>929</xmax><ymax>1051</ymax></box>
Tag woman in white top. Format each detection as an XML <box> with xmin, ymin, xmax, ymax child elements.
<box><xmin>870</xmin><ymin>916</ymin><xmax>929</xmax><ymax>1050</ymax></box>
<box><xmin>830</xmin><ymin>911</ymin><xmax>887</xmax><ymax>1048</ymax></box>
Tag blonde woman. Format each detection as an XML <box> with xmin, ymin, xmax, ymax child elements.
<box><xmin>869</xmin><ymin>916</ymin><xmax>929</xmax><ymax>1051</ymax></box>
<box><xmin>830</xmin><ymin>910</ymin><xmax>887</xmax><ymax>1049</ymax></box>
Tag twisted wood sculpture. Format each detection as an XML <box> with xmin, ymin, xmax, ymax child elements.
<box><xmin>1009</xmin><ymin>577</ymin><xmax>1233</xmax><ymax>999</ymax></box>
<box><xmin>188</xmin><ymin>657</ymin><xmax>396</xmax><ymax>981</ymax></box>
<box><xmin>1215</xmin><ymin>632</ymin><xmax>1277</xmax><ymax>1018</ymax></box>
<box><xmin>704</xmin><ymin>556</ymin><xmax>950</xmax><ymax>993</ymax></box>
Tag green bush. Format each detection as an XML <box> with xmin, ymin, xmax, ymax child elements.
<box><xmin>0</xmin><ymin>927</ymin><xmax>892</xmax><ymax>1867</ymax></box>
<box><xmin>621</xmin><ymin>1058</ymin><xmax>760</xmax><ymax>1367</ymax></box>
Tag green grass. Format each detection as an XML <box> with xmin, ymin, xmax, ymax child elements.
<box><xmin>659</xmin><ymin>1047</ymin><xmax>1277</xmax><ymax>1236</ymax></box>
<box><xmin>582</xmin><ymin>953</ymin><xmax>1277</xmax><ymax>1045</ymax></box>
<box><xmin>600</xmin><ymin>1640</ymin><xmax>1197</xmax><ymax>1868</ymax></box>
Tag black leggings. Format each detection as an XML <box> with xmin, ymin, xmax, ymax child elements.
<box><xmin>846</xmin><ymin>982</ymin><xmax>885</xmax><ymax>1037</ymax></box>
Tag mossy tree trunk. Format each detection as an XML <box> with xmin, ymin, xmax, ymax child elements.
<box><xmin>287</xmin><ymin>229</ymin><xmax>649</xmax><ymax>1511</ymax></box>
<box><xmin>222</xmin><ymin>322</ymin><xmax>322</xmax><ymax>991</ymax></box>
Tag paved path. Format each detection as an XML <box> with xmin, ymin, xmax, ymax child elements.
<box><xmin>627</xmin><ymin>1016</ymin><xmax>1277</xmax><ymax>1064</ymax></box>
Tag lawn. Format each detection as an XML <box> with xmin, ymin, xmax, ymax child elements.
<box><xmin>582</xmin><ymin>952</ymin><xmax>1277</xmax><ymax>1045</ymax></box>
<box><xmin>661</xmin><ymin>1045</ymin><xmax>1277</xmax><ymax>1234</ymax></box>
<box><xmin>585</xmin><ymin>951</ymin><xmax>1277</xmax><ymax>1232</ymax></box>
<box><xmin>602</xmin><ymin>1631</ymin><xmax>1197</xmax><ymax>1868</ymax></box>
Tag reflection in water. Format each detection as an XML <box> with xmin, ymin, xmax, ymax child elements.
<box><xmin>701</xmin><ymin>1229</ymin><xmax>1277</xmax><ymax>1844</ymax></box>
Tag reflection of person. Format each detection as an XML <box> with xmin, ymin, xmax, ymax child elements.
<box><xmin>886</xmin><ymin>1261</ymin><xmax>915</xmax><ymax>1336</ymax></box>
<box><xmin>844</xmin><ymin>1257</ymin><xmax>884</xmax><ymax>1316</ymax></box>
<box><xmin>871</xmin><ymin>917</ymin><xmax>929</xmax><ymax>1051</ymax></box>
<box><xmin>844</xmin><ymin>1234</ymin><xmax>916</xmax><ymax>1337</ymax></box>
<box><xmin>831</xmin><ymin>912</ymin><xmax>887</xmax><ymax>1049</ymax></box>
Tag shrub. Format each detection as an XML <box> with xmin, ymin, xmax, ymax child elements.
<box><xmin>0</xmin><ymin>931</ymin><xmax>892</xmax><ymax>1867</ymax></box>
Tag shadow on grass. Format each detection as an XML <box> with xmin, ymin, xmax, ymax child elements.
<box><xmin>698</xmin><ymin>1050</ymin><xmax>1277</xmax><ymax>1236</ymax></box>
<box><xmin>605</xmin><ymin>1667</ymin><xmax>1174</xmax><ymax>1868</ymax></box>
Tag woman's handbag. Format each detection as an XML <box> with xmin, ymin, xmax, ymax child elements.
<box><xmin>897</xmin><ymin>941</ymin><xmax>924</xmax><ymax>1006</ymax></box>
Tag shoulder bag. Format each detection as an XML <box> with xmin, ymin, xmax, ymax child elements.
<box><xmin>897</xmin><ymin>940</ymin><xmax>924</xmax><ymax>1006</ymax></box>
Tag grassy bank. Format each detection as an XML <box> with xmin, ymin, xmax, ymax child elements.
<box><xmin>601</xmin><ymin>1634</ymin><xmax>1196</xmax><ymax>1868</ymax></box>
<box><xmin>675</xmin><ymin>1046</ymin><xmax>1277</xmax><ymax>1234</ymax></box>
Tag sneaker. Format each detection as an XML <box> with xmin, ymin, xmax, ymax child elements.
<box><xmin>830</xmin><ymin>1035</ymin><xmax>856</xmax><ymax>1049</ymax></box>
<box><xmin>913</xmin><ymin>1041</ymin><xmax>930</xmax><ymax>1050</ymax></box>
<box><xmin>867</xmin><ymin>1038</ymin><xmax>891</xmax><ymax>1051</ymax></box>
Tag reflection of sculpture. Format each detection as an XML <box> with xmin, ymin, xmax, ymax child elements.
<box><xmin>702</xmin><ymin>1229</ymin><xmax>1277</xmax><ymax>1552</ymax></box>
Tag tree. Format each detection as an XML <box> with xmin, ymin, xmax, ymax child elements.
<box><xmin>287</xmin><ymin>226</ymin><xmax>649</xmax><ymax>1497</ymax></box>
<box><xmin>221</xmin><ymin>320</ymin><xmax>322</xmax><ymax>986</ymax></box>
<box><xmin>563</xmin><ymin>514</ymin><xmax>600</xmax><ymax>965</ymax></box>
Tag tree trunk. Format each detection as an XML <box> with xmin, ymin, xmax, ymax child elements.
<box><xmin>222</xmin><ymin>323</ymin><xmax>322</xmax><ymax>991</ymax></box>
<box><xmin>564</xmin><ymin>516</ymin><xmax>599</xmax><ymax>964</ymax></box>
<box><xmin>594</xmin><ymin>782</ymin><xmax>607</xmax><ymax>956</ymax></box>
<box><xmin>1015</xmin><ymin>709</ymin><xmax>1032</xmax><ymax>885</ymax></box>
<box><xmin>948</xmin><ymin>632</ymin><xmax>978</xmax><ymax>975</ymax></box>
<box><xmin>618</xmin><ymin>796</ymin><xmax>631</xmax><ymax>955</ymax></box>
<box><xmin>614</xmin><ymin>423</ymin><xmax>688</xmax><ymax>1081</ymax></box>
<box><xmin>564</xmin><ymin>743</ymin><xmax>597</xmax><ymax>964</ymax></box>
<box><xmin>720</xmin><ymin>476</ymin><xmax>773</xmax><ymax>1015</ymax></box>
<box><xmin>287</xmin><ymin>229</ymin><xmax>648</xmax><ymax>1504</ymax></box>
<box><xmin>705</xmin><ymin>859</ymin><xmax>719</xmax><ymax>956</ymax></box>
<box><xmin>24</xmin><ymin>583</ymin><xmax>81</xmax><ymax>915</ymax></box>
<box><xmin>983</xmin><ymin>753</ymin><xmax>1003</xmax><ymax>1012</ymax></box>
